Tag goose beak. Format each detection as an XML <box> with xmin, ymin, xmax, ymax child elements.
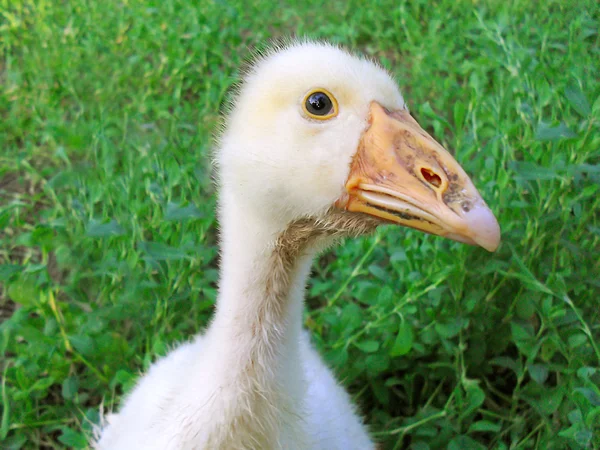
<box><xmin>337</xmin><ymin>102</ymin><xmax>501</xmax><ymax>252</ymax></box>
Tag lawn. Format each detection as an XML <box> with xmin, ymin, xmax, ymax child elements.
<box><xmin>1</xmin><ymin>0</ymin><xmax>599</xmax><ymax>448</ymax></box>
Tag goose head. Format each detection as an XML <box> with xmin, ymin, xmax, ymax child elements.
<box><xmin>217</xmin><ymin>42</ymin><xmax>500</xmax><ymax>251</ymax></box>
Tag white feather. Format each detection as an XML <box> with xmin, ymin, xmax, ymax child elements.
<box><xmin>95</xmin><ymin>40</ymin><xmax>406</xmax><ymax>450</ymax></box>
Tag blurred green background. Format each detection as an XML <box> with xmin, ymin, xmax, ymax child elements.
<box><xmin>1</xmin><ymin>0</ymin><xmax>599</xmax><ymax>448</ymax></box>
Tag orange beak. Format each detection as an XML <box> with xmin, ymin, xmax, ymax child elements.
<box><xmin>337</xmin><ymin>102</ymin><xmax>501</xmax><ymax>252</ymax></box>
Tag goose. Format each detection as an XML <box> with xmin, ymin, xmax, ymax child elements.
<box><xmin>94</xmin><ymin>41</ymin><xmax>500</xmax><ymax>450</ymax></box>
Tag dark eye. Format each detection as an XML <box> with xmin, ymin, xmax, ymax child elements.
<box><xmin>303</xmin><ymin>89</ymin><xmax>338</xmax><ymax>119</ymax></box>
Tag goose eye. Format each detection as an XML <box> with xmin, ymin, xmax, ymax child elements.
<box><xmin>303</xmin><ymin>89</ymin><xmax>338</xmax><ymax>120</ymax></box>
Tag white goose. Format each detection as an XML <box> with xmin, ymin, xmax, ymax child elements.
<box><xmin>95</xmin><ymin>41</ymin><xmax>500</xmax><ymax>450</ymax></box>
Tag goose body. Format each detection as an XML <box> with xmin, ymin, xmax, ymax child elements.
<box><xmin>95</xmin><ymin>42</ymin><xmax>500</xmax><ymax>450</ymax></box>
<box><xmin>97</xmin><ymin>331</ymin><xmax>373</xmax><ymax>449</ymax></box>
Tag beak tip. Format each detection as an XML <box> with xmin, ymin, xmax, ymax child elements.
<box><xmin>478</xmin><ymin>234</ymin><xmax>501</xmax><ymax>252</ymax></box>
<box><xmin>466</xmin><ymin>202</ymin><xmax>501</xmax><ymax>252</ymax></box>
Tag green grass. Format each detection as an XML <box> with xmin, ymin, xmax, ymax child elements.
<box><xmin>1</xmin><ymin>0</ymin><xmax>599</xmax><ymax>448</ymax></box>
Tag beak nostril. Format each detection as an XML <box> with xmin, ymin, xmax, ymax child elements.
<box><xmin>421</xmin><ymin>168</ymin><xmax>442</xmax><ymax>189</ymax></box>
